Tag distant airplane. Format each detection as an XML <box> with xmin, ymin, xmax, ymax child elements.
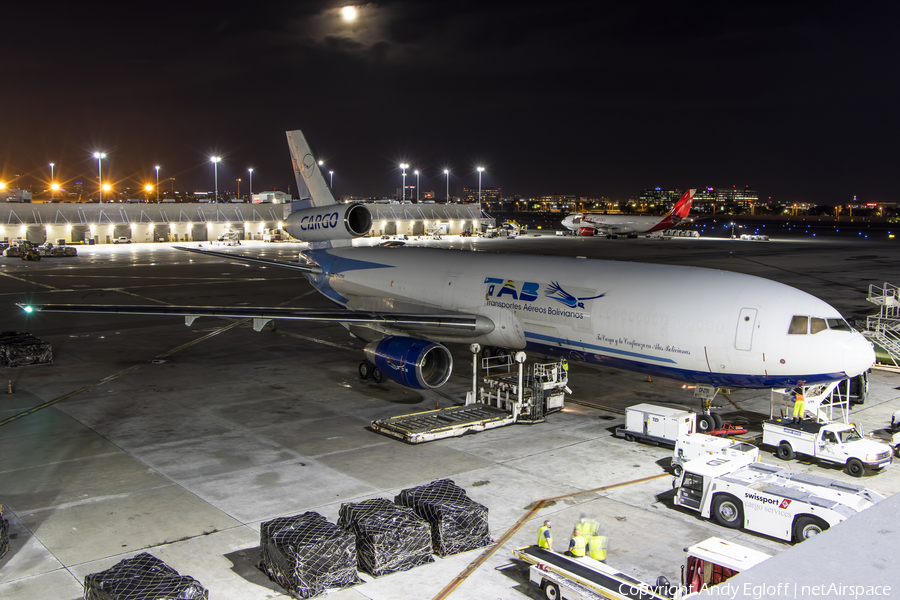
<box><xmin>20</xmin><ymin>131</ymin><xmax>874</xmax><ymax>415</ymax></box>
<box><xmin>561</xmin><ymin>189</ymin><xmax>695</xmax><ymax>238</ymax></box>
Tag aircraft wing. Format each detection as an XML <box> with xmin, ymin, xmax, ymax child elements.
<box><xmin>173</xmin><ymin>246</ymin><xmax>323</xmax><ymax>273</ymax></box>
<box><xmin>18</xmin><ymin>303</ymin><xmax>495</xmax><ymax>335</ymax></box>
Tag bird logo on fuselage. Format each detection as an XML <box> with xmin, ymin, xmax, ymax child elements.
<box><xmin>545</xmin><ymin>282</ymin><xmax>605</xmax><ymax>309</ymax></box>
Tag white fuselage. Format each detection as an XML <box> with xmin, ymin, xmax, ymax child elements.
<box><xmin>561</xmin><ymin>213</ymin><xmax>675</xmax><ymax>235</ymax></box>
<box><xmin>306</xmin><ymin>246</ymin><xmax>874</xmax><ymax>388</ymax></box>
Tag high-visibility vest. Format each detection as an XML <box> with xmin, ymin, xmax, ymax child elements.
<box><xmin>538</xmin><ymin>526</ymin><xmax>552</xmax><ymax>549</ymax></box>
<box><xmin>588</xmin><ymin>535</ymin><xmax>608</xmax><ymax>561</ymax></box>
<box><xmin>793</xmin><ymin>394</ymin><xmax>805</xmax><ymax>418</ymax></box>
<box><xmin>570</xmin><ymin>534</ymin><xmax>586</xmax><ymax>557</ymax></box>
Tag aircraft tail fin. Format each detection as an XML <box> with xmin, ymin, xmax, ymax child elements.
<box><xmin>286</xmin><ymin>130</ymin><xmax>337</xmax><ymax>207</ymax></box>
<box><xmin>668</xmin><ymin>189</ymin><xmax>696</xmax><ymax>219</ymax></box>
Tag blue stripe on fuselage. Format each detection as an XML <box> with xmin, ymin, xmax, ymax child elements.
<box><xmin>304</xmin><ymin>249</ymin><xmax>392</xmax><ymax>305</ymax></box>
<box><xmin>523</xmin><ymin>338</ymin><xmax>846</xmax><ymax>389</ymax></box>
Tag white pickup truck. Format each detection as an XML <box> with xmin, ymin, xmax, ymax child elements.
<box><xmin>762</xmin><ymin>418</ymin><xmax>892</xmax><ymax>477</ymax></box>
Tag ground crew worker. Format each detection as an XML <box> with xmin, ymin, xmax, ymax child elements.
<box><xmin>588</xmin><ymin>530</ymin><xmax>608</xmax><ymax>562</ymax></box>
<box><xmin>567</xmin><ymin>528</ymin><xmax>586</xmax><ymax>558</ymax></box>
<box><xmin>537</xmin><ymin>520</ymin><xmax>552</xmax><ymax>550</ymax></box>
<box><xmin>792</xmin><ymin>388</ymin><xmax>805</xmax><ymax>423</ymax></box>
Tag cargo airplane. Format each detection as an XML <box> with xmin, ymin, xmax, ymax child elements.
<box><xmin>19</xmin><ymin>130</ymin><xmax>874</xmax><ymax>410</ymax></box>
<box><xmin>561</xmin><ymin>189</ymin><xmax>695</xmax><ymax>237</ymax></box>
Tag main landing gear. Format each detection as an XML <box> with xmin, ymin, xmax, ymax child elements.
<box><xmin>358</xmin><ymin>360</ymin><xmax>383</xmax><ymax>383</ymax></box>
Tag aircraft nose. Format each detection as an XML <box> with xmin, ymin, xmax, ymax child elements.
<box><xmin>844</xmin><ymin>333</ymin><xmax>876</xmax><ymax>377</ymax></box>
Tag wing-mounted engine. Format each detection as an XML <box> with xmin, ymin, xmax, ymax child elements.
<box><xmin>284</xmin><ymin>203</ymin><xmax>372</xmax><ymax>242</ymax></box>
<box><xmin>363</xmin><ymin>336</ymin><xmax>453</xmax><ymax>389</ymax></box>
<box><xmin>578</xmin><ymin>227</ymin><xmax>595</xmax><ymax>236</ymax></box>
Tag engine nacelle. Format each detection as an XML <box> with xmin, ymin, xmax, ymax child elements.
<box><xmin>284</xmin><ymin>203</ymin><xmax>372</xmax><ymax>242</ymax></box>
<box><xmin>577</xmin><ymin>227</ymin><xmax>595</xmax><ymax>236</ymax></box>
<box><xmin>364</xmin><ymin>336</ymin><xmax>453</xmax><ymax>389</ymax></box>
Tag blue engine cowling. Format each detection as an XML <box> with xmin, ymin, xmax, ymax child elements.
<box><xmin>364</xmin><ymin>336</ymin><xmax>453</xmax><ymax>389</ymax></box>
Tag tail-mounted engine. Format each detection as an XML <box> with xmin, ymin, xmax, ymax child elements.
<box><xmin>364</xmin><ymin>336</ymin><xmax>453</xmax><ymax>389</ymax></box>
<box><xmin>284</xmin><ymin>203</ymin><xmax>372</xmax><ymax>242</ymax></box>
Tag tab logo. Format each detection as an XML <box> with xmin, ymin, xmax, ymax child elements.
<box><xmin>779</xmin><ymin>499</ymin><xmax>791</xmax><ymax>510</ymax></box>
<box><xmin>485</xmin><ymin>278</ymin><xmax>539</xmax><ymax>302</ymax></box>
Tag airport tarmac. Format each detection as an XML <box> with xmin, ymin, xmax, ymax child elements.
<box><xmin>1</xmin><ymin>232</ymin><xmax>899</xmax><ymax>599</ymax></box>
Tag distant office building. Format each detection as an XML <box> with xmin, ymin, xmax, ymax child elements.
<box><xmin>252</xmin><ymin>191</ymin><xmax>292</xmax><ymax>204</ymax></box>
<box><xmin>462</xmin><ymin>188</ymin><xmax>500</xmax><ymax>204</ymax></box>
<box><xmin>693</xmin><ymin>186</ymin><xmax>759</xmax><ymax>210</ymax></box>
<box><xmin>638</xmin><ymin>188</ymin><xmax>684</xmax><ymax>205</ymax></box>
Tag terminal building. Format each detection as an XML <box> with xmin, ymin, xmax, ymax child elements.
<box><xmin>0</xmin><ymin>201</ymin><xmax>493</xmax><ymax>244</ymax></box>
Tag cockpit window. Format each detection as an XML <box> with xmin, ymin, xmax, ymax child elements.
<box><xmin>788</xmin><ymin>315</ymin><xmax>808</xmax><ymax>335</ymax></box>
<box><xmin>827</xmin><ymin>318</ymin><xmax>852</xmax><ymax>332</ymax></box>
<box><xmin>810</xmin><ymin>317</ymin><xmax>827</xmax><ymax>334</ymax></box>
<box><xmin>573</xmin><ymin>217</ymin><xmax>581</xmax><ymax>224</ymax></box>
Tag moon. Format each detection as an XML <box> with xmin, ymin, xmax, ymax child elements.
<box><xmin>341</xmin><ymin>6</ymin><xmax>358</xmax><ymax>22</ymax></box>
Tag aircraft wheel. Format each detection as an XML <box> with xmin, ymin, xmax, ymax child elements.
<box><xmin>793</xmin><ymin>516</ymin><xmax>828</xmax><ymax>543</ymax></box>
<box><xmin>777</xmin><ymin>441</ymin><xmax>795</xmax><ymax>460</ymax></box>
<box><xmin>543</xmin><ymin>581</ymin><xmax>561</xmax><ymax>600</ymax></box>
<box><xmin>372</xmin><ymin>367</ymin><xmax>383</xmax><ymax>384</ymax></box>
<box><xmin>696</xmin><ymin>413</ymin><xmax>715</xmax><ymax>433</ymax></box>
<box><xmin>847</xmin><ymin>458</ymin><xmax>865</xmax><ymax>478</ymax></box>
<box><xmin>710</xmin><ymin>412</ymin><xmax>724</xmax><ymax>429</ymax></box>
<box><xmin>358</xmin><ymin>361</ymin><xmax>372</xmax><ymax>379</ymax></box>
<box><xmin>711</xmin><ymin>494</ymin><xmax>743</xmax><ymax>529</ymax></box>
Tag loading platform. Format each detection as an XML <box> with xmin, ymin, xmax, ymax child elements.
<box><xmin>513</xmin><ymin>545</ymin><xmax>671</xmax><ymax>600</ymax></box>
<box><xmin>371</xmin><ymin>403</ymin><xmax>515</xmax><ymax>444</ymax></box>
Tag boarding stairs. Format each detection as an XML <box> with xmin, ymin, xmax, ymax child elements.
<box><xmin>866</xmin><ymin>282</ymin><xmax>900</xmax><ymax>367</ymax></box>
<box><xmin>771</xmin><ymin>380</ymin><xmax>851</xmax><ymax>425</ymax></box>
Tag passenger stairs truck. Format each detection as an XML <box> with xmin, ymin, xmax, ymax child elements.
<box><xmin>762</xmin><ymin>417</ymin><xmax>892</xmax><ymax>477</ymax></box>
<box><xmin>673</xmin><ymin>455</ymin><xmax>885</xmax><ymax>543</ymax></box>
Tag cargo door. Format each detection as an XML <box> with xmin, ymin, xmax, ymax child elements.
<box><xmin>734</xmin><ymin>308</ymin><xmax>758</xmax><ymax>351</ymax></box>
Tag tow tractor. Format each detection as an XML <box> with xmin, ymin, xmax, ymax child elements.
<box><xmin>673</xmin><ymin>454</ymin><xmax>885</xmax><ymax>543</ymax></box>
<box><xmin>513</xmin><ymin>536</ymin><xmax>770</xmax><ymax>600</ymax></box>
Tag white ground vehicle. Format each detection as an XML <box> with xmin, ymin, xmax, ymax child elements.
<box><xmin>674</xmin><ymin>455</ymin><xmax>885</xmax><ymax>543</ymax></box>
<box><xmin>513</xmin><ymin>536</ymin><xmax>769</xmax><ymax>600</ymax></box>
<box><xmin>672</xmin><ymin>433</ymin><xmax>759</xmax><ymax>476</ymax></box>
<box><xmin>113</xmin><ymin>236</ymin><xmax>132</xmax><ymax>244</ymax></box>
<box><xmin>615</xmin><ymin>404</ymin><xmax>695</xmax><ymax>447</ymax></box>
<box><xmin>762</xmin><ymin>418</ymin><xmax>892</xmax><ymax>477</ymax></box>
<box><xmin>680</xmin><ymin>537</ymin><xmax>770</xmax><ymax>597</ymax></box>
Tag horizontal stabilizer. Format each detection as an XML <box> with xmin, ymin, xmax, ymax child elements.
<box><xmin>174</xmin><ymin>246</ymin><xmax>322</xmax><ymax>274</ymax></box>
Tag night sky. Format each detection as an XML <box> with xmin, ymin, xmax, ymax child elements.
<box><xmin>4</xmin><ymin>2</ymin><xmax>898</xmax><ymax>204</ymax></box>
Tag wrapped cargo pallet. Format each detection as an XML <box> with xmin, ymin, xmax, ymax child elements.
<box><xmin>83</xmin><ymin>553</ymin><xmax>207</xmax><ymax>600</ymax></box>
<box><xmin>338</xmin><ymin>498</ymin><xmax>433</xmax><ymax>576</ymax></box>
<box><xmin>395</xmin><ymin>479</ymin><xmax>491</xmax><ymax>556</ymax></box>
<box><xmin>0</xmin><ymin>331</ymin><xmax>53</xmax><ymax>367</ymax></box>
<box><xmin>0</xmin><ymin>504</ymin><xmax>9</xmax><ymax>560</ymax></box>
<box><xmin>258</xmin><ymin>512</ymin><xmax>362</xmax><ymax>599</ymax></box>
